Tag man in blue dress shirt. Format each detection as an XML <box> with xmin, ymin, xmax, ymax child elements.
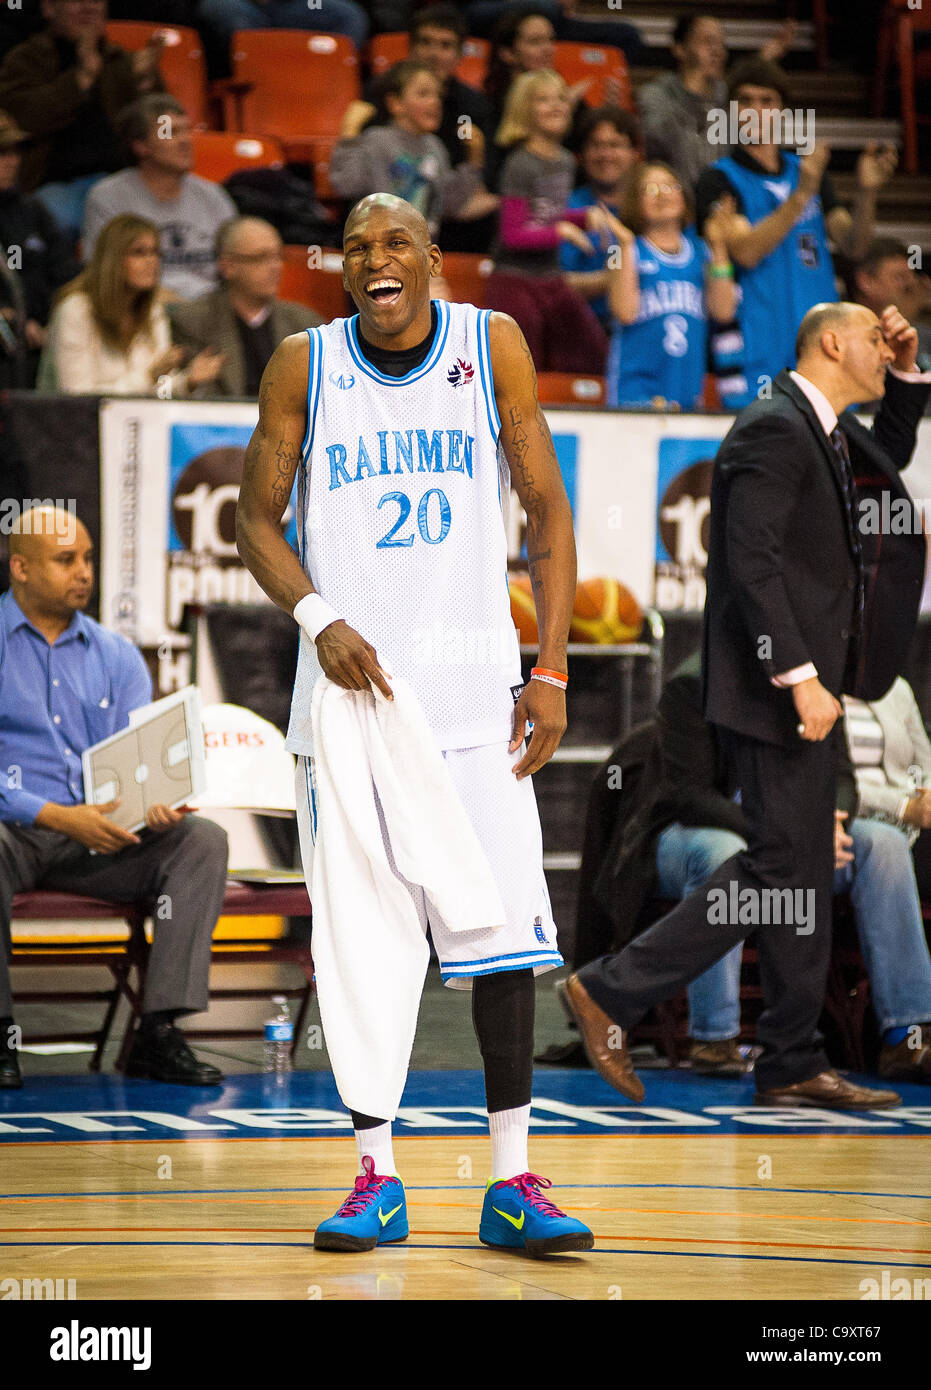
<box><xmin>0</xmin><ymin>506</ymin><xmax>228</xmax><ymax>1089</ymax></box>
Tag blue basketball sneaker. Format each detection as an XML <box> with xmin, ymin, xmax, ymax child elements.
<box><xmin>314</xmin><ymin>1155</ymin><xmax>409</xmax><ymax>1252</ymax></box>
<box><xmin>479</xmin><ymin>1172</ymin><xmax>594</xmax><ymax>1257</ymax></box>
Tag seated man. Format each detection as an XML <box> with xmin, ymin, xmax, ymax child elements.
<box><xmin>608</xmin><ymin>657</ymin><xmax>931</xmax><ymax>1084</ymax></box>
<box><xmin>82</xmin><ymin>95</ymin><xmax>237</xmax><ymax>301</ymax></box>
<box><xmin>0</xmin><ymin>506</ymin><xmax>229</xmax><ymax>1090</ymax></box>
<box><xmin>168</xmin><ymin>217</ymin><xmax>322</xmax><ymax>398</ymax></box>
<box><xmin>0</xmin><ymin>0</ymin><xmax>163</xmax><ymax>240</ymax></box>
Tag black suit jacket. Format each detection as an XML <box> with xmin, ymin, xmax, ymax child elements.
<box><xmin>703</xmin><ymin>368</ymin><xmax>929</xmax><ymax>747</ymax></box>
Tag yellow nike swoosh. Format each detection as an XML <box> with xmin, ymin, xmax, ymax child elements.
<box><xmin>493</xmin><ymin>1207</ymin><xmax>525</xmax><ymax>1230</ymax></box>
<box><xmin>378</xmin><ymin>1203</ymin><xmax>402</xmax><ymax>1226</ymax></box>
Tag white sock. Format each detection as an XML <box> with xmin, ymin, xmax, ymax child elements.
<box><xmin>354</xmin><ymin>1121</ymin><xmax>397</xmax><ymax>1178</ymax></box>
<box><xmin>488</xmin><ymin>1103</ymin><xmax>531</xmax><ymax>1181</ymax></box>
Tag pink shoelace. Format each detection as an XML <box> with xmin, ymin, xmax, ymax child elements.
<box><xmin>335</xmin><ymin>1154</ymin><xmax>395</xmax><ymax>1217</ymax></box>
<box><xmin>502</xmin><ymin>1172</ymin><xmax>567</xmax><ymax>1217</ymax></box>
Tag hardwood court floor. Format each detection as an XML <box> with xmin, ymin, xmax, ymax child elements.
<box><xmin>2</xmin><ymin>1133</ymin><xmax>930</xmax><ymax>1300</ymax></box>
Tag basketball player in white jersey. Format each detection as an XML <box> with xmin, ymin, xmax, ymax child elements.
<box><xmin>237</xmin><ymin>194</ymin><xmax>626</xmax><ymax>1256</ymax></box>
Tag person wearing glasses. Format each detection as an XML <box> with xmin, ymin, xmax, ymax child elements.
<box><xmin>168</xmin><ymin>217</ymin><xmax>321</xmax><ymax>398</ymax></box>
<box><xmin>38</xmin><ymin>212</ymin><xmax>224</xmax><ymax>395</ymax></box>
<box><xmin>605</xmin><ymin>160</ymin><xmax>736</xmax><ymax>410</ymax></box>
<box><xmin>82</xmin><ymin>94</ymin><xmax>237</xmax><ymax>302</ymax></box>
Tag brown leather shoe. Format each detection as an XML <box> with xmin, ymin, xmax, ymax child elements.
<box><xmin>878</xmin><ymin>1026</ymin><xmax>931</xmax><ymax>1082</ymax></box>
<box><xmin>558</xmin><ymin>975</ymin><xmax>645</xmax><ymax>1103</ymax></box>
<box><xmin>689</xmin><ymin>1038</ymin><xmax>751</xmax><ymax>1076</ymax></box>
<box><xmin>754</xmin><ymin>1069</ymin><xmax>901</xmax><ymax>1109</ymax></box>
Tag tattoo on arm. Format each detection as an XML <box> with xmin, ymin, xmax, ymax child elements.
<box><xmin>273</xmin><ymin>438</ymin><xmax>300</xmax><ymax>509</ymax></box>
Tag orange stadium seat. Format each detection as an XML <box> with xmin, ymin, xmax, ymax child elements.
<box><xmin>105</xmin><ymin>21</ymin><xmax>209</xmax><ymax>128</ymax></box>
<box><xmin>536</xmin><ymin>371</ymin><xmax>606</xmax><ymax>406</ymax></box>
<box><xmin>191</xmin><ymin>131</ymin><xmax>284</xmax><ymax>182</ymax></box>
<box><xmin>279</xmin><ymin>245</ymin><xmax>352</xmax><ymax>321</ymax></box>
<box><xmin>228</xmin><ymin>31</ymin><xmax>360</xmax><ymax>151</ymax></box>
<box><xmin>439</xmin><ymin>253</ymin><xmax>493</xmax><ymax>308</ymax></box>
<box><xmin>368</xmin><ymin>30</ymin><xmax>408</xmax><ymax>77</ymax></box>
<box><xmin>456</xmin><ymin>37</ymin><xmax>490</xmax><ymax>89</ymax></box>
<box><xmin>873</xmin><ymin>0</ymin><xmax>931</xmax><ymax>173</ymax></box>
<box><xmin>552</xmin><ymin>40</ymin><xmax>633</xmax><ymax>112</ymax></box>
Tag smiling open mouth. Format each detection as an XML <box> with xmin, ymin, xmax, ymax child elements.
<box><xmin>366</xmin><ymin>278</ymin><xmax>403</xmax><ymax>306</ymax></box>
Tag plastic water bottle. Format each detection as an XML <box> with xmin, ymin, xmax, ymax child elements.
<box><xmin>263</xmin><ymin>995</ymin><xmax>293</xmax><ymax>1074</ymax></box>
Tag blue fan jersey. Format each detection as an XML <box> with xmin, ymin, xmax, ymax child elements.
<box><xmin>712</xmin><ymin>151</ymin><xmax>837</xmax><ymax>408</ymax></box>
<box><xmin>606</xmin><ymin>229</ymin><xmax>709</xmax><ymax>409</ymax></box>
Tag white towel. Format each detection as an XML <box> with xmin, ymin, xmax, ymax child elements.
<box><xmin>306</xmin><ymin>675</ymin><xmax>505</xmax><ymax>1119</ymax></box>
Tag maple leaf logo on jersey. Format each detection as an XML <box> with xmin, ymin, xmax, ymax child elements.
<box><xmin>446</xmin><ymin>357</ymin><xmax>474</xmax><ymax>387</ymax></box>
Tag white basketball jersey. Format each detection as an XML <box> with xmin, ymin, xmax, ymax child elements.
<box><xmin>285</xmin><ymin>299</ymin><xmax>521</xmax><ymax>754</ymax></box>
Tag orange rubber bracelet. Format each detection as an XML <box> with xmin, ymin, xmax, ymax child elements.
<box><xmin>531</xmin><ymin>666</ymin><xmax>568</xmax><ymax>685</ymax></box>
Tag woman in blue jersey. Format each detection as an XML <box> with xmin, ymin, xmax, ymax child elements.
<box><xmin>605</xmin><ymin>160</ymin><xmax>736</xmax><ymax>410</ymax></box>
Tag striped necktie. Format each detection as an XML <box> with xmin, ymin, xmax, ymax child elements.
<box><xmin>830</xmin><ymin>424</ymin><xmax>865</xmax><ymax>636</ymax></box>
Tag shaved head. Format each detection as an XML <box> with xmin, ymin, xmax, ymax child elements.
<box><xmin>341</xmin><ymin>194</ymin><xmax>441</xmax><ymax>350</ymax></box>
<box><xmin>344</xmin><ymin>194</ymin><xmax>431</xmax><ymax>248</ymax></box>
<box><xmin>9</xmin><ymin>506</ymin><xmax>79</xmax><ymax>555</ymax></box>
<box><xmin>8</xmin><ymin>507</ymin><xmax>94</xmax><ymax>633</ymax></box>
<box><xmin>795</xmin><ymin>301</ymin><xmax>873</xmax><ymax>363</ymax></box>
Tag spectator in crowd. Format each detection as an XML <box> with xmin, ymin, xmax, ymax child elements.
<box><xmin>483</xmin><ymin>8</ymin><xmax>619</xmax><ymax>190</ymax></box>
<box><xmin>487</xmin><ymin>68</ymin><xmax>622</xmax><ymax>373</ymax></box>
<box><xmin>405</xmin><ymin>5</ymin><xmax>492</xmax><ymax>169</ymax></box>
<box><xmin>849</xmin><ymin>238</ymin><xmax>931</xmax><ymax>370</ymax></box>
<box><xmin>360</xmin><ymin>6</ymin><xmax>497</xmax><ymax>253</ymax></box>
<box><xmin>559</xmin><ymin>106</ymin><xmax>640</xmax><ymax>334</ymax></box>
<box><xmin>625</xmin><ymin>661</ymin><xmax>931</xmax><ymax>1083</ymax></box>
<box><xmin>329</xmin><ymin>60</ymin><xmax>497</xmax><ymax>242</ymax></box>
<box><xmin>197</xmin><ymin>0</ymin><xmax>369</xmax><ymax>65</ymax></box>
<box><xmin>168</xmin><ymin>216</ymin><xmax>322</xmax><ymax>398</ymax></box>
<box><xmin>638</xmin><ymin>15</ymin><xmax>797</xmax><ymax>196</ymax></box>
<box><xmin>0</xmin><ymin>505</ymin><xmax>230</xmax><ymax>1090</ymax></box>
<box><xmin>605</xmin><ymin>161</ymin><xmax>737</xmax><ymax>409</ymax></box>
<box><xmin>464</xmin><ymin>0</ymin><xmax>644</xmax><ymax>67</ymax></box>
<box><xmin>0</xmin><ymin>108</ymin><xmax>77</xmax><ymax>387</ymax></box>
<box><xmin>695</xmin><ymin>58</ymin><xmax>898</xmax><ymax>408</ymax></box>
<box><xmin>82</xmin><ymin>95</ymin><xmax>236</xmax><ymax>302</ymax></box>
<box><xmin>0</xmin><ymin>0</ymin><xmax>163</xmax><ymax>240</ymax></box>
<box><xmin>38</xmin><ymin>212</ymin><xmax>224</xmax><ymax>395</ymax></box>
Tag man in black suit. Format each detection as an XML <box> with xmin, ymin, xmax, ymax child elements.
<box><xmin>563</xmin><ymin>300</ymin><xmax>931</xmax><ymax>1109</ymax></box>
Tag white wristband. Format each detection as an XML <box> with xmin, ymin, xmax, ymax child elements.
<box><xmin>293</xmin><ymin>593</ymin><xmax>342</xmax><ymax>642</ymax></box>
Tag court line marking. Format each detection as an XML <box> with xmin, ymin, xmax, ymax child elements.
<box><xmin>9</xmin><ymin>1200</ymin><xmax>928</xmax><ymax>1232</ymax></box>
<box><xmin>2</xmin><ymin>1181</ymin><xmax>929</xmax><ymax>1202</ymax></box>
<box><xmin>1</xmin><ymin>1132</ymin><xmax>927</xmax><ymax>1147</ymax></box>
<box><xmin>0</xmin><ymin>1240</ymin><xmax>929</xmax><ymax>1270</ymax></box>
<box><xmin>2</xmin><ymin>1225</ymin><xmax>929</xmax><ymax>1258</ymax></box>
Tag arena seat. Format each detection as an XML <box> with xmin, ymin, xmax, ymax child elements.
<box><xmin>226</xmin><ymin>30</ymin><xmax>360</xmax><ymax>159</ymax></box>
<box><xmin>872</xmin><ymin>0</ymin><xmax>931</xmax><ymax>173</ymax></box>
<box><xmin>12</xmin><ymin>881</ymin><xmax>314</xmax><ymax>1068</ymax></box>
<box><xmin>439</xmin><ymin>252</ymin><xmax>493</xmax><ymax>308</ymax></box>
<box><xmin>279</xmin><ymin>245</ymin><xmax>352</xmax><ymax>321</ymax></box>
<box><xmin>105</xmin><ymin>21</ymin><xmax>210</xmax><ymax>129</ymax></box>
<box><xmin>368</xmin><ymin>30</ymin><xmax>408</xmax><ymax>76</ymax></box>
<box><xmin>457</xmin><ymin>37</ymin><xmax>491</xmax><ymax>88</ymax></box>
<box><xmin>536</xmin><ymin>371</ymin><xmax>606</xmax><ymax>406</ymax></box>
<box><xmin>191</xmin><ymin>130</ymin><xmax>284</xmax><ymax>183</ymax></box>
<box><xmin>552</xmin><ymin>40</ymin><xmax>633</xmax><ymax>112</ymax></box>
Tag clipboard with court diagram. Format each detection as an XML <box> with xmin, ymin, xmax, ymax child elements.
<box><xmin>82</xmin><ymin>686</ymin><xmax>207</xmax><ymax>832</ymax></box>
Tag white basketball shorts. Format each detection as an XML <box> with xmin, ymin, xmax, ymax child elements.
<box><xmin>295</xmin><ymin>740</ymin><xmax>562</xmax><ymax>988</ymax></box>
